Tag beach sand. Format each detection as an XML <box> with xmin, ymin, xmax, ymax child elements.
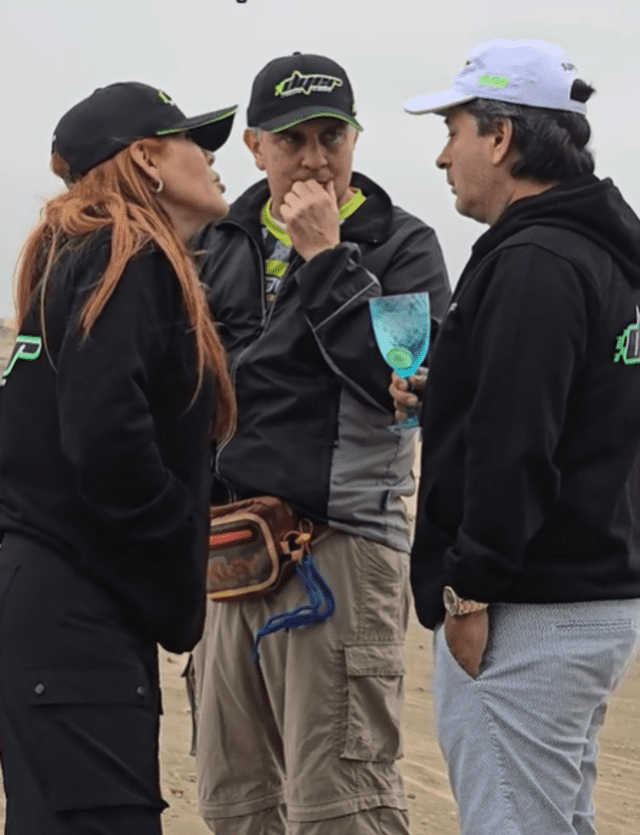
<box><xmin>2</xmin><ymin>603</ymin><xmax>636</xmax><ymax>833</ymax></box>
<box><xmin>154</xmin><ymin>615</ymin><xmax>640</xmax><ymax>835</ymax></box>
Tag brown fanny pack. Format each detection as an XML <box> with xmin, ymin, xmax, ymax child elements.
<box><xmin>206</xmin><ymin>495</ymin><xmax>329</xmax><ymax>602</ymax></box>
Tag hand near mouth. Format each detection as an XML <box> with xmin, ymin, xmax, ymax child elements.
<box><xmin>280</xmin><ymin>179</ymin><xmax>340</xmax><ymax>261</ymax></box>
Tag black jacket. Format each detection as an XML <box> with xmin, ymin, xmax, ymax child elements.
<box><xmin>0</xmin><ymin>231</ymin><xmax>215</xmax><ymax>652</ymax></box>
<box><xmin>196</xmin><ymin>172</ymin><xmax>451</xmax><ymax>551</ymax></box>
<box><xmin>411</xmin><ymin>176</ymin><xmax>640</xmax><ymax>628</ymax></box>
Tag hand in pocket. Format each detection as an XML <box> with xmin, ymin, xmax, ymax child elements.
<box><xmin>444</xmin><ymin>610</ymin><xmax>490</xmax><ymax>678</ymax></box>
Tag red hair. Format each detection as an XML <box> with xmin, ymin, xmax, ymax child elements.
<box><xmin>14</xmin><ymin>142</ymin><xmax>236</xmax><ymax>443</ymax></box>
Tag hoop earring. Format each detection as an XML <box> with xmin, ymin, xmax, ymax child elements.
<box><xmin>154</xmin><ymin>178</ymin><xmax>164</xmax><ymax>194</ymax></box>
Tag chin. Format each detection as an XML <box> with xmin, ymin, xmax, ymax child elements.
<box><xmin>454</xmin><ymin>195</ymin><xmax>466</xmax><ymax>213</ymax></box>
<box><xmin>209</xmin><ymin>200</ymin><xmax>231</xmax><ymax>225</ymax></box>
<box><xmin>455</xmin><ymin>198</ymin><xmax>483</xmax><ymax>224</ymax></box>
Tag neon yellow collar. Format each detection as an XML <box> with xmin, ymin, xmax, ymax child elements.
<box><xmin>261</xmin><ymin>187</ymin><xmax>366</xmax><ymax>247</ymax></box>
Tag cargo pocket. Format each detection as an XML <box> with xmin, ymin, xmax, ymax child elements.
<box><xmin>24</xmin><ymin>668</ymin><xmax>166</xmax><ymax>812</ymax></box>
<box><xmin>341</xmin><ymin>643</ymin><xmax>405</xmax><ymax>762</ymax></box>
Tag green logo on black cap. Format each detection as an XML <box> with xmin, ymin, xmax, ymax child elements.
<box><xmin>274</xmin><ymin>70</ymin><xmax>343</xmax><ymax>97</ymax></box>
<box><xmin>157</xmin><ymin>90</ymin><xmax>175</xmax><ymax>105</ymax></box>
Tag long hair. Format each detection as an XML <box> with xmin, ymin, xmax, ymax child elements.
<box><xmin>14</xmin><ymin>141</ymin><xmax>236</xmax><ymax>443</ymax></box>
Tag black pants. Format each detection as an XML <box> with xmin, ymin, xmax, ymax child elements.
<box><xmin>0</xmin><ymin>533</ymin><xmax>166</xmax><ymax>834</ymax></box>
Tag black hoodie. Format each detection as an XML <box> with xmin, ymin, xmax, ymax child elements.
<box><xmin>0</xmin><ymin>231</ymin><xmax>215</xmax><ymax>652</ymax></box>
<box><xmin>411</xmin><ymin>175</ymin><xmax>640</xmax><ymax>629</ymax></box>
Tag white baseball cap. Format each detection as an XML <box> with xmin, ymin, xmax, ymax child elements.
<box><xmin>404</xmin><ymin>39</ymin><xmax>587</xmax><ymax>116</ymax></box>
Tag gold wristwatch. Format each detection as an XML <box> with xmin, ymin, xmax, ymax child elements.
<box><xmin>443</xmin><ymin>585</ymin><xmax>489</xmax><ymax>616</ymax></box>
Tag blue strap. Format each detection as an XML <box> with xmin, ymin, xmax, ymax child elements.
<box><xmin>252</xmin><ymin>551</ymin><xmax>335</xmax><ymax>662</ymax></box>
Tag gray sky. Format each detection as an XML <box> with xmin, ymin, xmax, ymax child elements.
<box><xmin>0</xmin><ymin>0</ymin><xmax>637</xmax><ymax>317</ymax></box>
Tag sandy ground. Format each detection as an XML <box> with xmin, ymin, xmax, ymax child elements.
<box><xmin>155</xmin><ymin>617</ymin><xmax>640</xmax><ymax>835</ymax></box>
<box><xmin>1</xmin><ymin>612</ymin><xmax>637</xmax><ymax>834</ymax></box>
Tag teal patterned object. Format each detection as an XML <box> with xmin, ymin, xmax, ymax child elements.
<box><xmin>369</xmin><ymin>293</ymin><xmax>430</xmax><ymax>378</ymax></box>
<box><xmin>369</xmin><ymin>293</ymin><xmax>430</xmax><ymax>428</ymax></box>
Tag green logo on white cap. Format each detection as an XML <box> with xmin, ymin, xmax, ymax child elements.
<box><xmin>478</xmin><ymin>74</ymin><xmax>509</xmax><ymax>89</ymax></box>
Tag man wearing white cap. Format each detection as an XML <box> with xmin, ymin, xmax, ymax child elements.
<box><xmin>402</xmin><ymin>39</ymin><xmax>640</xmax><ymax>835</ymax></box>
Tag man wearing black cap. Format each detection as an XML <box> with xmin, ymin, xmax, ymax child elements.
<box><xmin>189</xmin><ymin>53</ymin><xmax>450</xmax><ymax>835</ymax></box>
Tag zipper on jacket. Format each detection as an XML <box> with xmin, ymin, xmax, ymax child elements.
<box><xmin>212</xmin><ymin>222</ymin><xmax>302</xmax><ymax>502</ymax></box>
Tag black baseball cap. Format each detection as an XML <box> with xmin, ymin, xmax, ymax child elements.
<box><xmin>247</xmin><ymin>53</ymin><xmax>363</xmax><ymax>133</ymax></box>
<box><xmin>52</xmin><ymin>82</ymin><xmax>238</xmax><ymax>180</ymax></box>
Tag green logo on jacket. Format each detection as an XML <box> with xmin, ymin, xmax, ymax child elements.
<box><xmin>2</xmin><ymin>335</ymin><xmax>42</xmax><ymax>379</ymax></box>
<box><xmin>613</xmin><ymin>307</ymin><xmax>640</xmax><ymax>365</ymax></box>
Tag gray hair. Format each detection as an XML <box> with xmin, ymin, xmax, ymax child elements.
<box><xmin>461</xmin><ymin>80</ymin><xmax>596</xmax><ymax>181</ymax></box>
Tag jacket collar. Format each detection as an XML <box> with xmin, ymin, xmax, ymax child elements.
<box><xmin>223</xmin><ymin>171</ymin><xmax>394</xmax><ymax>245</ymax></box>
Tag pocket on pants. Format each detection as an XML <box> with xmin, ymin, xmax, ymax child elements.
<box><xmin>24</xmin><ymin>668</ymin><xmax>165</xmax><ymax>812</ymax></box>
<box><xmin>552</xmin><ymin>615</ymin><xmax>640</xmax><ymax>693</ymax></box>
<box><xmin>438</xmin><ymin>621</ymin><xmax>488</xmax><ymax>683</ymax></box>
<box><xmin>341</xmin><ymin>643</ymin><xmax>405</xmax><ymax>762</ymax></box>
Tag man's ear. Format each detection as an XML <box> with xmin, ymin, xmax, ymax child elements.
<box><xmin>491</xmin><ymin>118</ymin><xmax>515</xmax><ymax>166</ymax></box>
<box><xmin>130</xmin><ymin>139</ymin><xmax>161</xmax><ymax>180</ymax></box>
<box><xmin>243</xmin><ymin>128</ymin><xmax>266</xmax><ymax>171</ymax></box>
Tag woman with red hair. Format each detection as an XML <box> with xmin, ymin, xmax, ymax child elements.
<box><xmin>0</xmin><ymin>82</ymin><xmax>237</xmax><ymax>834</ymax></box>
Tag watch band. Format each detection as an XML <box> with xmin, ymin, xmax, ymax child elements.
<box><xmin>443</xmin><ymin>585</ymin><xmax>489</xmax><ymax>616</ymax></box>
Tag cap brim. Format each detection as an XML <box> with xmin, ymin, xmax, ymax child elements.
<box><xmin>156</xmin><ymin>105</ymin><xmax>238</xmax><ymax>151</ymax></box>
<box><xmin>403</xmin><ymin>89</ymin><xmax>476</xmax><ymax>115</ymax></box>
<box><xmin>258</xmin><ymin>106</ymin><xmax>363</xmax><ymax>133</ymax></box>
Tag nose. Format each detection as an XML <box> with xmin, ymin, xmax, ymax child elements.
<box><xmin>436</xmin><ymin>148</ymin><xmax>449</xmax><ymax>169</ymax></box>
<box><xmin>301</xmin><ymin>138</ymin><xmax>328</xmax><ymax>169</ymax></box>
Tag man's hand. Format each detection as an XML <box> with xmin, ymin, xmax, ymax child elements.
<box><xmin>280</xmin><ymin>180</ymin><xmax>340</xmax><ymax>261</ymax></box>
<box><xmin>444</xmin><ymin>609</ymin><xmax>490</xmax><ymax>678</ymax></box>
<box><xmin>388</xmin><ymin>368</ymin><xmax>427</xmax><ymax>423</ymax></box>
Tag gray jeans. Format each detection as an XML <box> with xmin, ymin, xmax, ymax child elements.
<box><xmin>433</xmin><ymin>599</ymin><xmax>640</xmax><ymax>835</ymax></box>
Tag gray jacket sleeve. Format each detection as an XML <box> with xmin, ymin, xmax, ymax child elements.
<box><xmin>294</xmin><ymin>221</ymin><xmax>450</xmax><ymax>412</ymax></box>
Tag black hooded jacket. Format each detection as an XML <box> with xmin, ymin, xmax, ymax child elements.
<box><xmin>411</xmin><ymin>175</ymin><xmax>640</xmax><ymax>628</ymax></box>
<box><xmin>0</xmin><ymin>232</ymin><xmax>215</xmax><ymax>652</ymax></box>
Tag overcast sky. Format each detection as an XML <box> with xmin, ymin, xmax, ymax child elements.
<box><xmin>0</xmin><ymin>0</ymin><xmax>637</xmax><ymax>317</ymax></box>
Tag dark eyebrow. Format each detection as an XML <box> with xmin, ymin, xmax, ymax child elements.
<box><xmin>279</xmin><ymin>129</ymin><xmax>303</xmax><ymax>140</ymax></box>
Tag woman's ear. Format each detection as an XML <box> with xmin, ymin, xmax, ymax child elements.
<box><xmin>130</xmin><ymin>139</ymin><xmax>161</xmax><ymax>181</ymax></box>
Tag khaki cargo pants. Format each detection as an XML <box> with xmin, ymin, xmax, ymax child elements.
<box><xmin>187</xmin><ymin>530</ymin><xmax>411</xmax><ymax>834</ymax></box>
